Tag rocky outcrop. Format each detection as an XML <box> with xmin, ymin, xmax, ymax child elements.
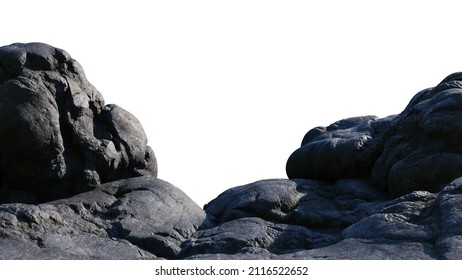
<box><xmin>0</xmin><ymin>43</ymin><xmax>157</xmax><ymax>203</ymax></box>
<box><xmin>2</xmin><ymin>42</ymin><xmax>462</xmax><ymax>259</ymax></box>
<box><xmin>287</xmin><ymin>72</ymin><xmax>462</xmax><ymax>197</ymax></box>
<box><xmin>371</xmin><ymin>72</ymin><xmax>462</xmax><ymax>196</ymax></box>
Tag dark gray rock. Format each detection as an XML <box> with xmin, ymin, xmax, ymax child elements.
<box><xmin>371</xmin><ymin>72</ymin><xmax>462</xmax><ymax>196</ymax></box>
<box><xmin>0</xmin><ymin>234</ymin><xmax>156</xmax><ymax>260</ymax></box>
<box><xmin>283</xmin><ymin>238</ymin><xmax>437</xmax><ymax>260</ymax></box>
<box><xmin>185</xmin><ymin>177</ymin><xmax>462</xmax><ymax>259</ymax></box>
<box><xmin>205</xmin><ymin>178</ymin><xmax>390</xmax><ymax>228</ymax></box>
<box><xmin>0</xmin><ymin>42</ymin><xmax>157</xmax><ymax>202</ymax></box>
<box><xmin>203</xmin><ymin>179</ymin><xmax>305</xmax><ymax>225</ymax></box>
<box><xmin>185</xmin><ymin>239</ymin><xmax>436</xmax><ymax>260</ymax></box>
<box><xmin>180</xmin><ymin>217</ymin><xmax>338</xmax><ymax>258</ymax></box>
<box><xmin>286</xmin><ymin>115</ymin><xmax>394</xmax><ymax>182</ymax></box>
<box><xmin>2</xmin><ymin>44</ymin><xmax>462</xmax><ymax>260</ymax></box>
<box><xmin>0</xmin><ymin>177</ymin><xmax>206</xmax><ymax>259</ymax></box>
<box><xmin>8</xmin><ymin>174</ymin><xmax>460</xmax><ymax>260</ymax></box>
<box><xmin>102</xmin><ymin>177</ymin><xmax>207</xmax><ymax>259</ymax></box>
<box><xmin>287</xmin><ymin>72</ymin><xmax>462</xmax><ymax>197</ymax></box>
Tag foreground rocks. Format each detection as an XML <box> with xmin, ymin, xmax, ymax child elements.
<box><xmin>2</xmin><ymin>42</ymin><xmax>462</xmax><ymax>259</ymax></box>
<box><xmin>183</xmin><ymin>178</ymin><xmax>461</xmax><ymax>259</ymax></box>
<box><xmin>0</xmin><ymin>177</ymin><xmax>205</xmax><ymax>259</ymax></box>
<box><xmin>2</xmin><ymin>177</ymin><xmax>462</xmax><ymax>259</ymax></box>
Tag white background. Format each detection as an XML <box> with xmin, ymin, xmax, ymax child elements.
<box><xmin>2</xmin><ymin>0</ymin><xmax>462</xmax><ymax>207</ymax></box>
<box><xmin>0</xmin><ymin>260</ymin><xmax>459</xmax><ymax>279</ymax></box>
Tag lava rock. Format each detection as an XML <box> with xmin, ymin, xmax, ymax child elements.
<box><xmin>287</xmin><ymin>72</ymin><xmax>462</xmax><ymax>197</ymax></box>
<box><xmin>0</xmin><ymin>176</ymin><xmax>206</xmax><ymax>259</ymax></box>
<box><xmin>372</xmin><ymin>72</ymin><xmax>462</xmax><ymax>195</ymax></box>
<box><xmin>205</xmin><ymin>178</ymin><xmax>390</xmax><ymax>228</ymax></box>
<box><xmin>186</xmin><ymin>177</ymin><xmax>462</xmax><ymax>259</ymax></box>
<box><xmin>2</xmin><ymin>43</ymin><xmax>462</xmax><ymax>260</ymax></box>
<box><xmin>102</xmin><ymin>177</ymin><xmax>207</xmax><ymax>259</ymax></box>
<box><xmin>286</xmin><ymin>115</ymin><xmax>394</xmax><ymax>182</ymax></box>
<box><xmin>179</xmin><ymin>217</ymin><xmax>338</xmax><ymax>258</ymax></box>
<box><xmin>0</xmin><ymin>43</ymin><xmax>157</xmax><ymax>202</ymax></box>
<box><xmin>2</xmin><ymin>165</ymin><xmax>462</xmax><ymax>259</ymax></box>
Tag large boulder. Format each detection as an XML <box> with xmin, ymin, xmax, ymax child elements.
<box><xmin>0</xmin><ymin>43</ymin><xmax>157</xmax><ymax>202</ymax></box>
<box><xmin>287</xmin><ymin>72</ymin><xmax>462</xmax><ymax>197</ymax></box>
<box><xmin>286</xmin><ymin>115</ymin><xmax>394</xmax><ymax>182</ymax></box>
<box><xmin>371</xmin><ymin>72</ymin><xmax>462</xmax><ymax>196</ymax></box>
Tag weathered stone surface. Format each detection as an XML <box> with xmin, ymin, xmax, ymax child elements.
<box><xmin>184</xmin><ymin>177</ymin><xmax>462</xmax><ymax>259</ymax></box>
<box><xmin>0</xmin><ymin>177</ymin><xmax>206</xmax><ymax>259</ymax></box>
<box><xmin>2</xmin><ymin>43</ymin><xmax>462</xmax><ymax>260</ymax></box>
<box><xmin>185</xmin><ymin>239</ymin><xmax>436</xmax><ymax>260</ymax></box>
<box><xmin>102</xmin><ymin>177</ymin><xmax>207</xmax><ymax>258</ymax></box>
<box><xmin>0</xmin><ymin>43</ymin><xmax>157</xmax><ymax>203</ymax></box>
<box><xmin>8</xmin><ymin>172</ymin><xmax>461</xmax><ymax>260</ymax></box>
<box><xmin>371</xmin><ymin>73</ymin><xmax>462</xmax><ymax>196</ymax></box>
<box><xmin>287</xmin><ymin>72</ymin><xmax>462</xmax><ymax>197</ymax></box>
<box><xmin>286</xmin><ymin>115</ymin><xmax>394</xmax><ymax>182</ymax></box>
<box><xmin>180</xmin><ymin>217</ymin><xmax>338</xmax><ymax>258</ymax></box>
<box><xmin>205</xmin><ymin>178</ymin><xmax>389</xmax><ymax>228</ymax></box>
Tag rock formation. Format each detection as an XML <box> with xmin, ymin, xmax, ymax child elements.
<box><xmin>0</xmin><ymin>43</ymin><xmax>157</xmax><ymax>203</ymax></box>
<box><xmin>1</xmin><ymin>42</ymin><xmax>462</xmax><ymax>259</ymax></box>
<box><xmin>287</xmin><ymin>72</ymin><xmax>462</xmax><ymax>197</ymax></box>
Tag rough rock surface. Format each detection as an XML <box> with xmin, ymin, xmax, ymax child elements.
<box><xmin>287</xmin><ymin>72</ymin><xmax>462</xmax><ymax>197</ymax></box>
<box><xmin>0</xmin><ymin>43</ymin><xmax>157</xmax><ymax>203</ymax></box>
<box><xmin>286</xmin><ymin>115</ymin><xmax>393</xmax><ymax>182</ymax></box>
<box><xmin>371</xmin><ymin>72</ymin><xmax>462</xmax><ymax>196</ymax></box>
<box><xmin>0</xmin><ymin>176</ymin><xmax>205</xmax><ymax>259</ymax></box>
<box><xmin>4</xmin><ymin>176</ymin><xmax>462</xmax><ymax>259</ymax></box>
<box><xmin>183</xmin><ymin>178</ymin><xmax>444</xmax><ymax>259</ymax></box>
<box><xmin>2</xmin><ymin>42</ymin><xmax>462</xmax><ymax>259</ymax></box>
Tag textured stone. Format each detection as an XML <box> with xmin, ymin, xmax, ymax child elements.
<box><xmin>186</xmin><ymin>177</ymin><xmax>462</xmax><ymax>259</ymax></box>
<box><xmin>180</xmin><ymin>217</ymin><xmax>338</xmax><ymax>258</ymax></box>
<box><xmin>2</xmin><ymin>43</ymin><xmax>462</xmax><ymax>260</ymax></box>
<box><xmin>287</xmin><ymin>72</ymin><xmax>462</xmax><ymax>197</ymax></box>
<box><xmin>371</xmin><ymin>72</ymin><xmax>462</xmax><ymax>196</ymax></box>
<box><xmin>0</xmin><ymin>42</ymin><xmax>157</xmax><ymax>203</ymax></box>
<box><xmin>103</xmin><ymin>177</ymin><xmax>207</xmax><ymax>259</ymax></box>
<box><xmin>0</xmin><ymin>177</ymin><xmax>206</xmax><ymax>259</ymax></box>
<box><xmin>286</xmin><ymin>115</ymin><xmax>393</xmax><ymax>182</ymax></box>
<box><xmin>205</xmin><ymin>178</ymin><xmax>389</xmax><ymax>228</ymax></box>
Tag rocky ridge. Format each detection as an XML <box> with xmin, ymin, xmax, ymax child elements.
<box><xmin>1</xmin><ymin>42</ymin><xmax>462</xmax><ymax>259</ymax></box>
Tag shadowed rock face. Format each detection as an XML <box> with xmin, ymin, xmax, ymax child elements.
<box><xmin>0</xmin><ymin>43</ymin><xmax>157</xmax><ymax>203</ymax></box>
<box><xmin>286</xmin><ymin>115</ymin><xmax>393</xmax><ymax>182</ymax></box>
<box><xmin>287</xmin><ymin>72</ymin><xmax>462</xmax><ymax>197</ymax></box>
<box><xmin>372</xmin><ymin>72</ymin><xmax>462</xmax><ymax>196</ymax></box>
